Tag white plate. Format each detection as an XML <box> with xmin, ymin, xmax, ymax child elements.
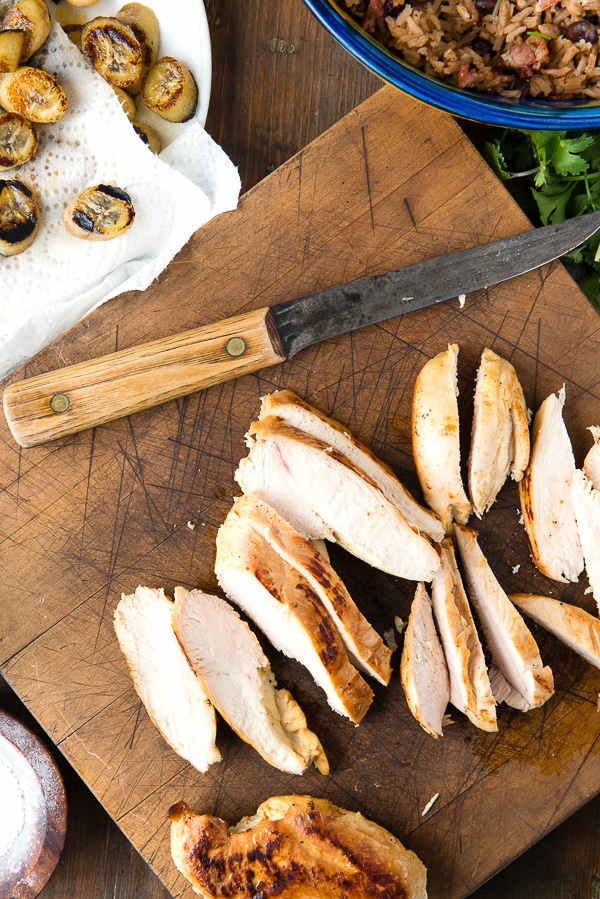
<box><xmin>53</xmin><ymin>0</ymin><xmax>212</xmax><ymax>140</ymax></box>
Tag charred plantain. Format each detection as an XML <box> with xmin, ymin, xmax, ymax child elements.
<box><xmin>1</xmin><ymin>0</ymin><xmax>51</xmax><ymax>62</ymax></box>
<box><xmin>64</xmin><ymin>183</ymin><xmax>135</xmax><ymax>240</ymax></box>
<box><xmin>81</xmin><ymin>16</ymin><xmax>143</xmax><ymax>89</ymax></box>
<box><xmin>132</xmin><ymin>120</ymin><xmax>160</xmax><ymax>153</ymax></box>
<box><xmin>0</xmin><ymin>66</ymin><xmax>68</xmax><ymax>122</ymax></box>
<box><xmin>116</xmin><ymin>3</ymin><xmax>159</xmax><ymax>69</ymax></box>
<box><xmin>141</xmin><ymin>55</ymin><xmax>197</xmax><ymax>122</ymax></box>
<box><xmin>113</xmin><ymin>85</ymin><xmax>136</xmax><ymax>120</ymax></box>
<box><xmin>0</xmin><ymin>29</ymin><xmax>26</xmax><ymax>73</ymax></box>
<box><xmin>0</xmin><ymin>177</ymin><xmax>39</xmax><ymax>255</ymax></box>
<box><xmin>0</xmin><ymin>111</ymin><xmax>38</xmax><ymax>170</ymax></box>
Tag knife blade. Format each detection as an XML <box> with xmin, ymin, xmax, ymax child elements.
<box><xmin>4</xmin><ymin>211</ymin><xmax>600</xmax><ymax>448</ymax></box>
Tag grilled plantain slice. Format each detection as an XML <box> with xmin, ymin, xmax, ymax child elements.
<box><xmin>63</xmin><ymin>22</ymin><xmax>83</xmax><ymax>51</ymax></box>
<box><xmin>64</xmin><ymin>183</ymin><xmax>135</xmax><ymax>241</ymax></box>
<box><xmin>141</xmin><ymin>55</ymin><xmax>197</xmax><ymax>122</ymax></box>
<box><xmin>0</xmin><ymin>66</ymin><xmax>68</xmax><ymax>122</ymax></box>
<box><xmin>132</xmin><ymin>120</ymin><xmax>160</xmax><ymax>153</ymax></box>
<box><xmin>0</xmin><ymin>111</ymin><xmax>37</xmax><ymax>170</ymax></box>
<box><xmin>81</xmin><ymin>16</ymin><xmax>143</xmax><ymax>89</ymax></box>
<box><xmin>0</xmin><ymin>177</ymin><xmax>39</xmax><ymax>255</ymax></box>
<box><xmin>112</xmin><ymin>84</ymin><xmax>136</xmax><ymax>120</ymax></box>
<box><xmin>116</xmin><ymin>3</ymin><xmax>159</xmax><ymax>69</ymax></box>
<box><xmin>63</xmin><ymin>0</ymin><xmax>102</xmax><ymax>6</ymax></box>
<box><xmin>1</xmin><ymin>0</ymin><xmax>51</xmax><ymax>62</ymax></box>
<box><xmin>0</xmin><ymin>29</ymin><xmax>26</xmax><ymax>73</ymax></box>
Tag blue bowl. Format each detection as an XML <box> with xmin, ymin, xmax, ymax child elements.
<box><xmin>302</xmin><ymin>0</ymin><xmax>600</xmax><ymax>129</ymax></box>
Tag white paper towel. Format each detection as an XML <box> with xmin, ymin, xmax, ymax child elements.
<box><xmin>0</xmin><ymin>21</ymin><xmax>241</xmax><ymax>379</ymax></box>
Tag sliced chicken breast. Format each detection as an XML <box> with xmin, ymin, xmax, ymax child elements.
<box><xmin>453</xmin><ymin>525</ymin><xmax>554</xmax><ymax>710</ymax></box>
<box><xmin>235</xmin><ymin>417</ymin><xmax>440</xmax><ymax>582</ymax></box>
<box><xmin>215</xmin><ymin>505</ymin><xmax>373</xmax><ymax>724</ymax></box>
<box><xmin>468</xmin><ymin>348</ymin><xmax>530</xmax><ymax>517</ymax></box>
<box><xmin>260</xmin><ymin>389</ymin><xmax>445</xmax><ymax>542</ymax></box>
<box><xmin>487</xmin><ymin>664</ymin><xmax>531</xmax><ymax>711</ymax></box>
<box><xmin>584</xmin><ymin>426</ymin><xmax>600</xmax><ymax>488</ymax></box>
<box><xmin>518</xmin><ymin>386</ymin><xmax>583</xmax><ymax>583</ymax></box>
<box><xmin>114</xmin><ymin>586</ymin><xmax>221</xmax><ymax>773</ymax></box>
<box><xmin>511</xmin><ymin>593</ymin><xmax>600</xmax><ymax>669</ymax></box>
<box><xmin>222</xmin><ymin>494</ymin><xmax>391</xmax><ymax>685</ymax></box>
<box><xmin>172</xmin><ymin>587</ymin><xmax>328</xmax><ymax>775</ymax></box>
<box><xmin>412</xmin><ymin>344</ymin><xmax>472</xmax><ymax>532</ymax></box>
<box><xmin>400</xmin><ymin>582</ymin><xmax>450</xmax><ymax>738</ymax></box>
<box><xmin>571</xmin><ymin>469</ymin><xmax>600</xmax><ymax>613</ymax></box>
<box><xmin>168</xmin><ymin>795</ymin><xmax>428</xmax><ymax>899</ymax></box>
<box><xmin>431</xmin><ymin>541</ymin><xmax>497</xmax><ymax>731</ymax></box>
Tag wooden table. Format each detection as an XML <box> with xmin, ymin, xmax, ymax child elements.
<box><xmin>1</xmin><ymin>0</ymin><xmax>600</xmax><ymax>896</ymax></box>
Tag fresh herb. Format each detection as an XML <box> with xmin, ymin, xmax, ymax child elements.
<box><xmin>525</xmin><ymin>29</ymin><xmax>551</xmax><ymax>39</ymax></box>
<box><xmin>483</xmin><ymin>129</ymin><xmax>600</xmax><ymax>306</ymax></box>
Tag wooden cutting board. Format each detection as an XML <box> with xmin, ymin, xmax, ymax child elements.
<box><xmin>1</xmin><ymin>84</ymin><xmax>599</xmax><ymax>898</ymax></box>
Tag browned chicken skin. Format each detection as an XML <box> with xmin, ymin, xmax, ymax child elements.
<box><xmin>168</xmin><ymin>795</ymin><xmax>427</xmax><ymax>899</ymax></box>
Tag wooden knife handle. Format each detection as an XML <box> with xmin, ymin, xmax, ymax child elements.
<box><xmin>3</xmin><ymin>307</ymin><xmax>286</xmax><ymax>448</ymax></box>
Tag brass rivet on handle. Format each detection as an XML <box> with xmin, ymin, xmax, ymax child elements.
<box><xmin>50</xmin><ymin>392</ymin><xmax>70</xmax><ymax>414</ymax></box>
<box><xmin>225</xmin><ymin>337</ymin><xmax>247</xmax><ymax>357</ymax></box>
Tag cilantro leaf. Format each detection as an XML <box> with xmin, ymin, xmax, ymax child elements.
<box><xmin>549</xmin><ymin>134</ymin><xmax>593</xmax><ymax>176</ymax></box>
<box><xmin>483</xmin><ymin>139</ymin><xmax>512</xmax><ymax>180</ymax></box>
<box><xmin>530</xmin><ymin>182</ymin><xmax>575</xmax><ymax>224</ymax></box>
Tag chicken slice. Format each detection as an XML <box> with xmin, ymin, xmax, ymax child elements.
<box><xmin>431</xmin><ymin>541</ymin><xmax>497</xmax><ymax>731</ymax></box>
<box><xmin>453</xmin><ymin>525</ymin><xmax>554</xmax><ymax>710</ymax></box>
<box><xmin>487</xmin><ymin>664</ymin><xmax>531</xmax><ymax>711</ymax></box>
<box><xmin>518</xmin><ymin>386</ymin><xmax>583</xmax><ymax>583</ymax></box>
<box><xmin>235</xmin><ymin>417</ymin><xmax>440</xmax><ymax>582</ymax></box>
<box><xmin>172</xmin><ymin>587</ymin><xmax>328</xmax><ymax>775</ymax></box>
<box><xmin>468</xmin><ymin>348</ymin><xmax>530</xmax><ymax>517</ymax></box>
<box><xmin>168</xmin><ymin>795</ymin><xmax>428</xmax><ymax>899</ymax></box>
<box><xmin>412</xmin><ymin>344</ymin><xmax>472</xmax><ymax>532</ymax></box>
<box><xmin>223</xmin><ymin>494</ymin><xmax>391</xmax><ymax>685</ymax></box>
<box><xmin>215</xmin><ymin>505</ymin><xmax>373</xmax><ymax>724</ymax></box>
<box><xmin>571</xmin><ymin>469</ymin><xmax>600</xmax><ymax>613</ymax></box>
<box><xmin>114</xmin><ymin>586</ymin><xmax>221</xmax><ymax>773</ymax></box>
<box><xmin>400</xmin><ymin>583</ymin><xmax>450</xmax><ymax>738</ymax></box>
<box><xmin>510</xmin><ymin>593</ymin><xmax>600</xmax><ymax>669</ymax></box>
<box><xmin>260</xmin><ymin>389</ymin><xmax>445</xmax><ymax>542</ymax></box>
<box><xmin>584</xmin><ymin>426</ymin><xmax>600</xmax><ymax>488</ymax></box>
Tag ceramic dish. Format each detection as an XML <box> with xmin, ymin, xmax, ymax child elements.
<box><xmin>302</xmin><ymin>0</ymin><xmax>600</xmax><ymax>129</ymax></box>
<box><xmin>0</xmin><ymin>712</ymin><xmax>67</xmax><ymax>899</ymax></box>
<box><xmin>53</xmin><ymin>0</ymin><xmax>212</xmax><ymax>141</ymax></box>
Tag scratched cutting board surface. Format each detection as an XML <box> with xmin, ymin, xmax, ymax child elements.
<box><xmin>1</xmin><ymin>84</ymin><xmax>600</xmax><ymax>898</ymax></box>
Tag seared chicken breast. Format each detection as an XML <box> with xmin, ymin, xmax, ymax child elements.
<box><xmin>454</xmin><ymin>525</ymin><xmax>554</xmax><ymax>710</ymax></box>
<box><xmin>235</xmin><ymin>417</ymin><xmax>440</xmax><ymax>582</ymax></box>
<box><xmin>400</xmin><ymin>583</ymin><xmax>450</xmax><ymax>739</ymax></box>
<box><xmin>168</xmin><ymin>795</ymin><xmax>428</xmax><ymax>899</ymax></box>
<box><xmin>412</xmin><ymin>344</ymin><xmax>472</xmax><ymax>532</ymax></box>
<box><xmin>114</xmin><ymin>586</ymin><xmax>221</xmax><ymax>773</ymax></box>
<box><xmin>511</xmin><ymin>593</ymin><xmax>600</xmax><ymax>669</ymax></box>
<box><xmin>215</xmin><ymin>501</ymin><xmax>373</xmax><ymax>725</ymax></box>
<box><xmin>218</xmin><ymin>495</ymin><xmax>391</xmax><ymax>685</ymax></box>
<box><xmin>468</xmin><ymin>348</ymin><xmax>530</xmax><ymax>517</ymax></box>
<box><xmin>571</xmin><ymin>469</ymin><xmax>600</xmax><ymax>613</ymax></box>
<box><xmin>172</xmin><ymin>587</ymin><xmax>328</xmax><ymax>775</ymax></box>
<box><xmin>519</xmin><ymin>387</ymin><xmax>583</xmax><ymax>583</ymax></box>
<box><xmin>431</xmin><ymin>541</ymin><xmax>497</xmax><ymax>731</ymax></box>
<box><xmin>260</xmin><ymin>390</ymin><xmax>445</xmax><ymax>542</ymax></box>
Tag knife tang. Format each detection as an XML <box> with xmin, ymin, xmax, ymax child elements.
<box><xmin>3</xmin><ymin>308</ymin><xmax>286</xmax><ymax>448</ymax></box>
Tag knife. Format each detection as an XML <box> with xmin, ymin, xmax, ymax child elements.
<box><xmin>5</xmin><ymin>211</ymin><xmax>600</xmax><ymax>448</ymax></box>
